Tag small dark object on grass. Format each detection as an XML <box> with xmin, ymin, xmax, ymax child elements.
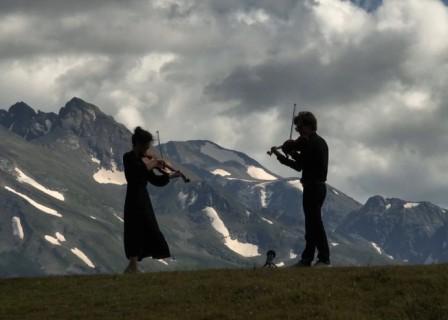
<box><xmin>263</xmin><ymin>250</ymin><xmax>277</xmax><ymax>269</ymax></box>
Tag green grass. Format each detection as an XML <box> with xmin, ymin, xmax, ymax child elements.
<box><xmin>1</xmin><ymin>265</ymin><xmax>447</xmax><ymax>320</ymax></box>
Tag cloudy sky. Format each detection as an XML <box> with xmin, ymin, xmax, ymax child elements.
<box><xmin>1</xmin><ymin>0</ymin><xmax>448</xmax><ymax>207</ymax></box>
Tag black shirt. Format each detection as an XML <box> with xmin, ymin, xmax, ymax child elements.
<box><xmin>277</xmin><ymin>132</ymin><xmax>328</xmax><ymax>184</ymax></box>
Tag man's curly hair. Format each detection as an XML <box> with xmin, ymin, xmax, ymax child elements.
<box><xmin>293</xmin><ymin>111</ymin><xmax>317</xmax><ymax>131</ymax></box>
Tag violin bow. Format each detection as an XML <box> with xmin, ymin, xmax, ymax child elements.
<box><xmin>156</xmin><ymin>130</ymin><xmax>190</xmax><ymax>183</ymax></box>
<box><xmin>267</xmin><ymin>103</ymin><xmax>298</xmax><ymax>157</ymax></box>
<box><xmin>289</xmin><ymin>103</ymin><xmax>297</xmax><ymax>140</ymax></box>
<box><xmin>286</xmin><ymin>103</ymin><xmax>297</xmax><ymax>158</ymax></box>
<box><xmin>156</xmin><ymin>130</ymin><xmax>164</xmax><ymax>160</ymax></box>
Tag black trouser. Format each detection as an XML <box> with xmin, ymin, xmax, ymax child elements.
<box><xmin>301</xmin><ymin>183</ymin><xmax>330</xmax><ymax>264</ymax></box>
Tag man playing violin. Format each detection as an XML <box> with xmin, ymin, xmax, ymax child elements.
<box><xmin>270</xmin><ymin>111</ymin><xmax>330</xmax><ymax>267</ymax></box>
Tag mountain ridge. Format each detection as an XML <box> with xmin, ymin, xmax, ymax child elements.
<box><xmin>0</xmin><ymin>98</ymin><xmax>446</xmax><ymax>277</ymax></box>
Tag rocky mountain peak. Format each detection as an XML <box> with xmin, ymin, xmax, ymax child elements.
<box><xmin>57</xmin><ymin>97</ymin><xmax>112</xmax><ymax>139</ymax></box>
<box><xmin>8</xmin><ymin>102</ymin><xmax>36</xmax><ymax>119</ymax></box>
<box><xmin>59</xmin><ymin>97</ymin><xmax>102</xmax><ymax>121</ymax></box>
<box><xmin>0</xmin><ymin>101</ymin><xmax>40</xmax><ymax>138</ymax></box>
<box><xmin>364</xmin><ymin>195</ymin><xmax>386</xmax><ymax>210</ymax></box>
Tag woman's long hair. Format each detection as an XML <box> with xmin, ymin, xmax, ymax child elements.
<box><xmin>132</xmin><ymin>127</ymin><xmax>153</xmax><ymax>146</ymax></box>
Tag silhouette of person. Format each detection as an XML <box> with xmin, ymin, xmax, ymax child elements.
<box><xmin>271</xmin><ymin>112</ymin><xmax>330</xmax><ymax>267</ymax></box>
<box><xmin>122</xmin><ymin>127</ymin><xmax>177</xmax><ymax>273</ymax></box>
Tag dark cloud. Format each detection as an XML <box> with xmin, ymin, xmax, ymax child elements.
<box><xmin>0</xmin><ymin>0</ymin><xmax>137</xmax><ymax>16</ymax></box>
<box><xmin>205</xmin><ymin>28</ymin><xmax>412</xmax><ymax>113</ymax></box>
<box><xmin>1</xmin><ymin>0</ymin><xmax>448</xmax><ymax>207</ymax></box>
<box><xmin>208</xmin><ymin>0</ymin><xmax>303</xmax><ymax>19</ymax></box>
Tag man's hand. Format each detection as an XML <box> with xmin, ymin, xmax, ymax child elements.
<box><xmin>269</xmin><ymin>146</ymin><xmax>282</xmax><ymax>157</ymax></box>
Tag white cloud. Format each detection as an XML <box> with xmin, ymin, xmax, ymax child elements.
<box><xmin>234</xmin><ymin>9</ymin><xmax>271</xmax><ymax>25</ymax></box>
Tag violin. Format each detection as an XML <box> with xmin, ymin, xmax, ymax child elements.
<box><xmin>267</xmin><ymin>136</ymin><xmax>308</xmax><ymax>157</ymax></box>
<box><xmin>143</xmin><ymin>150</ymin><xmax>190</xmax><ymax>183</ymax></box>
<box><xmin>141</xmin><ymin>130</ymin><xmax>190</xmax><ymax>183</ymax></box>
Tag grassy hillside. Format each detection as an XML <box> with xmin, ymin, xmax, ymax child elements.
<box><xmin>1</xmin><ymin>265</ymin><xmax>447</xmax><ymax>320</ymax></box>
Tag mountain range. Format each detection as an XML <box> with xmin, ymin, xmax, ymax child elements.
<box><xmin>0</xmin><ymin>97</ymin><xmax>447</xmax><ymax>277</ymax></box>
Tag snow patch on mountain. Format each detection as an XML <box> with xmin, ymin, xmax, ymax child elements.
<box><xmin>276</xmin><ymin>262</ymin><xmax>285</xmax><ymax>267</ymax></box>
<box><xmin>227</xmin><ymin>177</ymin><xmax>256</xmax><ymax>183</ymax></box>
<box><xmin>200</xmin><ymin>142</ymin><xmax>245</xmax><ymax>164</ymax></box>
<box><xmin>202</xmin><ymin>207</ymin><xmax>260</xmax><ymax>257</ymax></box>
<box><xmin>261</xmin><ymin>217</ymin><xmax>274</xmax><ymax>225</ymax></box>
<box><xmin>257</xmin><ymin>184</ymin><xmax>269</xmax><ymax>208</ymax></box>
<box><xmin>11</xmin><ymin>216</ymin><xmax>24</xmax><ymax>240</ymax></box>
<box><xmin>178</xmin><ymin>191</ymin><xmax>197</xmax><ymax>208</ymax></box>
<box><xmin>260</xmin><ymin>188</ymin><xmax>267</xmax><ymax>207</ymax></box>
<box><xmin>331</xmin><ymin>242</ymin><xmax>340</xmax><ymax>247</ymax></box>
<box><xmin>287</xmin><ymin>179</ymin><xmax>304</xmax><ymax>192</ymax></box>
<box><xmin>385</xmin><ymin>204</ymin><xmax>391</xmax><ymax>210</ymax></box>
<box><xmin>55</xmin><ymin>232</ymin><xmax>66</xmax><ymax>242</ymax></box>
<box><xmin>113</xmin><ymin>213</ymin><xmax>124</xmax><ymax>223</ymax></box>
<box><xmin>15</xmin><ymin>168</ymin><xmax>65</xmax><ymax>201</ymax></box>
<box><xmin>189</xmin><ymin>192</ymin><xmax>198</xmax><ymax>206</ymax></box>
<box><xmin>247</xmin><ymin>166</ymin><xmax>277</xmax><ymax>181</ymax></box>
<box><xmin>91</xmin><ymin>157</ymin><xmax>101</xmax><ymax>164</ymax></box>
<box><xmin>45</xmin><ymin>235</ymin><xmax>62</xmax><ymax>246</ymax></box>
<box><xmin>158</xmin><ymin>259</ymin><xmax>169</xmax><ymax>266</ymax></box>
<box><xmin>178</xmin><ymin>191</ymin><xmax>188</xmax><ymax>208</ymax></box>
<box><xmin>70</xmin><ymin>247</ymin><xmax>95</xmax><ymax>268</ymax></box>
<box><xmin>289</xmin><ymin>250</ymin><xmax>298</xmax><ymax>259</ymax></box>
<box><xmin>5</xmin><ymin>186</ymin><xmax>62</xmax><ymax>217</ymax></box>
<box><xmin>210</xmin><ymin>168</ymin><xmax>231</xmax><ymax>177</ymax></box>
<box><xmin>93</xmin><ymin>161</ymin><xmax>126</xmax><ymax>185</ymax></box>
<box><xmin>370</xmin><ymin>242</ymin><xmax>383</xmax><ymax>254</ymax></box>
<box><xmin>424</xmin><ymin>254</ymin><xmax>436</xmax><ymax>265</ymax></box>
<box><xmin>404</xmin><ymin>202</ymin><xmax>420</xmax><ymax>209</ymax></box>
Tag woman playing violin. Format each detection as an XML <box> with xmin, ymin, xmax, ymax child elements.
<box><xmin>122</xmin><ymin>126</ymin><xmax>179</xmax><ymax>273</ymax></box>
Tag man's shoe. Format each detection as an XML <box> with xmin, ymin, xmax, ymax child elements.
<box><xmin>295</xmin><ymin>260</ymin><xmax>312</xmax><ymax>267</ymax></box>
<box><xmin>314</xmin><ymin>260</ymin><xmax>331</xmax><ymax>267</ymax></box>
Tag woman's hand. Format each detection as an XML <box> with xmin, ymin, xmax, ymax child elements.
<box><xmin>142</xmin><ymin>157</ymin><xmax>164</xmax><ymax>171</ymax></box>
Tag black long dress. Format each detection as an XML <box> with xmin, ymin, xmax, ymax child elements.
<box><xmin>123</xmin><ymin>151</ymin><xmax>171</xmax><ymax>261</ymax></box>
